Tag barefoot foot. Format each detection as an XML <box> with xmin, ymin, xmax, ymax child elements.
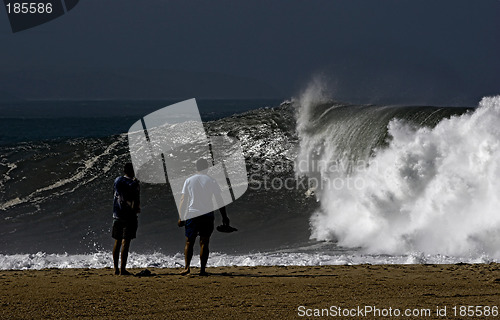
<box><xmin>180</xmin><ymin>268</ymin><xmax>190</xmax><ymax>276</ymax></box>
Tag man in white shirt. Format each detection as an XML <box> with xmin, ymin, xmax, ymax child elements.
<box><xmin>178</xmin><ymin>158</ymin><xmax>229</xmax><ymax>276</ymax></box>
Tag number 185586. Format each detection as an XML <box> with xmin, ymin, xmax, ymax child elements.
<box><xmin>452</xmin><ymin>306</ymin><xmax>498</xmax><ymax>317</ymax></box>
<box><xmin>5</xmin><ymin>2</ymin><xmax>53</xmax><ymax>14</ymax></box>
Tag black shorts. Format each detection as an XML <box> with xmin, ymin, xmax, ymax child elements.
<box><xmin>185</xmin><ymin>213</ymin><xmax>214</xmax><ymax>241</ymax></box>
<box><xmin>112</xmin><ymin>218</ymin><xmax>138</xmax><ymax>240</ymax></box>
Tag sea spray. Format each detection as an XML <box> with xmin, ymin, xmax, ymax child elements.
<box><xmin>296</xmin><ymin>83</ymin><xmax>500</xmax><ymax>258</ymax></box>
<box><xmin>1</xmin><ymin>251</ymin><xmax>494</xmax><ymax>270</ymax></box>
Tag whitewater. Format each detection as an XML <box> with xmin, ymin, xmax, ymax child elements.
<box><xmin>1</xmin><ymin>92</ymin><xmax>500</xmax><ymax>270</ymax></box>
<box><xmin>297</xmin><ymin>81</ymin><xmax>500</xmax><ymax>259</ymax></box>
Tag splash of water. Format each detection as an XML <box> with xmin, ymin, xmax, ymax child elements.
<box><xmin>1</xmin><ymin>250</ymin><xmax>494</xmax><ymax>270</ymax></box>
<box><xmin>296</xmin><ymin>80</ymin><xmax>500</xmax><ymax>258</ymax></box>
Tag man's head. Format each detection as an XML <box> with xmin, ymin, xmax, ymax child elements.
<box><xmin>196</xmin><ymin>158</ymin><xmax>209</xmax><ymax>172</ymax></box>
<box><xmin>124</xmin><ymin>162</ymin><xmax>135</xmax><ymax>178</ymax></box>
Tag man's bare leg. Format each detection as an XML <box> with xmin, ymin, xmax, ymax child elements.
<box><xmin>113</xmin><ymin>240</ymin><xmax>121</xmax><ymax>275</ymax></box>
<box><xmin>199</xmin><ymin>236</ymin><xmax>210</xmax><ymax>276</ymax></box>
<box><xmin>120</xmin><ymin>239</ymin><xmax>132</xmax><ymax>275</ymax></box>
<box><xmin>181</xmin><ymin>237</ymin><xmax>194</xmax><ymax>275</ymax></box>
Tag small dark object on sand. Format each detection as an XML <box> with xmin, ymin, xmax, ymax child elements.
<box><xmin>135</xmin><ymin>269</ymin><xmax>155</xmax><ymax>277</ymax></box>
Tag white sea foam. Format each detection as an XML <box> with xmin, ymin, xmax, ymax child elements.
<box><xmin>0</xmin><ymin>251</ymin><xmax>496</xmax><ymax>270</ymax></box>
<box><xmin>297</xmin><ymin>81</ymin><xmax>500</xmax><ymax>258</ymax></box>
<box><xmin>0</xmin><ymin>136</ymin><xmax>124</xmax><ymax>211</ymax></box>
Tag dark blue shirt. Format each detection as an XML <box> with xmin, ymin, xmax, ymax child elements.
<box><xmin>113</xmin><ymin>176</ymin><xmax>140</xmax><ymax>221</ymax></box>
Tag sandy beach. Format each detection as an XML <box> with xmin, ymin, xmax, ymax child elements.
<box><xmin>1</xmin><ymin>264</ymin><xmax>499</xmax><ymax>319</ymax></box>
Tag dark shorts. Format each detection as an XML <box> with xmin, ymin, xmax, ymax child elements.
<box><xmin>185</xmin><ymin>212</ymin><xmax>214</xmax><ymax>241</ymax></box>
<box><xmin>112</xmin><ymin>218</ymin><xmax>138</xmax><ymax>240</ymax></box>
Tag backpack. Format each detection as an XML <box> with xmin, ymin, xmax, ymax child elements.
<box><xmin>114</xmin><ymin>176</ymin><xmax>139</xmax><ymax>216</ymax></box>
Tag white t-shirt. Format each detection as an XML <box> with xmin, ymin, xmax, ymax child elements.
<box><xmin>181</xmin><ymin>173</ymin><xmax>222</xmax><ymax>214</ymax></box>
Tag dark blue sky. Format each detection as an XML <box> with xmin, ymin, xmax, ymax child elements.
<box><xmin>1</xmin><ymin>0</ymin><xmax>499</xmax><ymax>105</ymax></box>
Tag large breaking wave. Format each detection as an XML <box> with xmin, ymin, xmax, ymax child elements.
<box><xmin>2</xmin><ymin>93</ymin><xmax>500</xmax><ymax>270</ymax></box>
<box><xmin>296</xmin><ymin>81</ymin><xmax>500</xmax><ymax>258</ymax></box>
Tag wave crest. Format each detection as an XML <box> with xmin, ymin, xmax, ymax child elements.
<box><xmin>297</xmin><ymin>89</ymin><xmax>500</xmax><ymax>258</ymax></box>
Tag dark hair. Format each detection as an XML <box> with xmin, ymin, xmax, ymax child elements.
<box><xmin>124</xmin><ymin>162</ymin><xmax>135</xmax><ymax>177</ymax></box>
<box><xmin>196</xmin><ymin>158</ymin><xmax>209</xmax><ymax>171</ymax></box>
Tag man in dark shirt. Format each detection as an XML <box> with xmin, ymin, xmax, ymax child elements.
<box><xmin>112</xmin><ymin>163</ymin><xmax>140</xmax><ymax>275</ymax></box>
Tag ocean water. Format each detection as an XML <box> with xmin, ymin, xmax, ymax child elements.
<box><xmin>1</xmin><ymin>94</ymin><xmax>500</xmax><ymax>270</ymax></box>
<box><xmin>0</xmin><ymin>99</ymin><xmax>281</xmax><ymax>145</ymax></box>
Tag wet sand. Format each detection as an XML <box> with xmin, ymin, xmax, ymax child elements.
<box><xmin>1</xmin><ymin>264</ymin><xmax>499</xmax><ymax>319</ymax></box>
